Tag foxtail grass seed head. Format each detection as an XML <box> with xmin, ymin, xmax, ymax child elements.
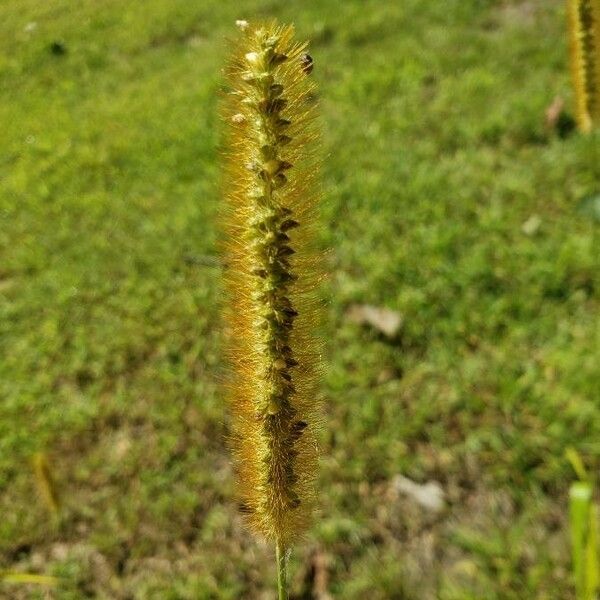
<box><xmin>220</xmin><ymin>20</ymin><xmax>322</xmax><ymax>549</ymax></box>
<box><xmin>567</xmin><ymin>0</ymin><xmax>600</xmax><ymax>132</ymax></box>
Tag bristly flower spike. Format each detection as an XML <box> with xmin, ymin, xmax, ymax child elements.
<box><xmin>220</xmin><ymin>19</ymin><xmax>322</xmax><ymax>594</ymax></box>
<box><xmin>567</xmin><ymin>0</ymin><xmax>600</xmax><ymax>132</ymax></box>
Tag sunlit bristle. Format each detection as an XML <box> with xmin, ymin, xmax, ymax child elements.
<box><xmin>220</xmin><ymin>20</ymin><xmax>322</xmax><ymax>549</ymax></box>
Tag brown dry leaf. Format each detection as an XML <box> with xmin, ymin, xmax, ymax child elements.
<box><xmin>346</xmin><ymin>304</ymin><xmax>403</xmax><ymax>338</ymax></box>
<box><xmin>545</xmin><ymin>96</ymin><xmax>565</xmax><ymax>130</ymax></box>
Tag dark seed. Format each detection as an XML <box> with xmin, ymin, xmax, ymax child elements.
<box><xmin>266</xmin><ymin>98</ymin><xmax>288</xmax><ymax>114</ymax></box>
<box><xmin>238</xmin><ymin>502</ymin><xmax>255</xmax><ymax>514</ymax></box>
<box><xmin>300</xmin><ymin>53</ymin><xmax>313</xmax><ymax>74</ymax></box>
<box><xmin>270</xmin><ymin>83</ymin><xmax>284</xmax><ymax>96</ymax></box>
<box><xmin>268</xmin><ymin>160</ymin><xmax>292</xmax><ymax>175</ymax></box>
<box><xmin>276</xmin><ymin>307</ymin><xmax>293</xmax><ymax>322</ymax></box>
<box><xmin>273</xmin><ymin>173</ymin><xmax>288</xmax><ymax>188</ymax></box>
<box><xmin>278</xmin><ymin>271</ymin><xmax>296</xmax><ymax>284</ymax></box>
<box><xmin>277</xmin><ymin>246</ymin><xmax>295</xmax><ymax>257</ymax></box>
<box><xmin>280</xmin><ymin>219</ymin><xmax>299</xmax><ymax>231</ymax></box>
<box><xmin>270</xmin><ymin>53</ymin><xmax>288</xmax><ymax>66</ymax></box>
<box><xmin>292</xmin><ymin>420</ymin><xmax>308</xmax><ymax>433</ymax></box>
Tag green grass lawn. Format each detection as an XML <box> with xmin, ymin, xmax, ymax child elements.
<box><xmin>1</xmin><ymin>0</ymin><xmax>599</xmax><ymax>598</ymax></box>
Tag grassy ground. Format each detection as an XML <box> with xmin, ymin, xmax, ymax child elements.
<box><xmin>1</xmin><ymin>0</ymin><xmax>599</xmax><ymax>598</ymax></box>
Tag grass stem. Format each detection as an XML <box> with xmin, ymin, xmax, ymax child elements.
<box><xmin>276</xmin><ymin>541</ymin><xmax>288</xmax><ymax>600</ymax></box>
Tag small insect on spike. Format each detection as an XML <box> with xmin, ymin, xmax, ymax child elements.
<box><xmin>566</xmin><ymin>0</ymin><xmax>600</xmax><ymax>132</ymax></box>
<box><xmin>220</xmin><ymin>17</ymin><xmax>323</xmax><ymax>564</ymax></box>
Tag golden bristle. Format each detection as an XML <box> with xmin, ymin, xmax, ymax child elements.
<box><xmin>220</xmin><ymin>20</ymin><xmax>322</xmax><ymax>549</ymax></box>
<box><xmin>567</xmin><ymin>0</ymin><xmax>600</xmax><ymax>132</ymax></box>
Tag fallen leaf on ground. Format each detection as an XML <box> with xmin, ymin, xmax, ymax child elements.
<box><xmin>545</xmin><ymin>96</ymin><xmax>564</xmax><ymax>129</ymax></box>
<box><xmin>544</xmin><ymin>95</ymin><xmax>576</xmax><ymax>137</ymax></box>
<box><xmin>392</xmin><ymin>475</ymin><xmax>446</xmax><ymax>514</ymax></box>
<box><xmin>346</xmin><ymin>304</ymin><xmax>403</xmax><ymax>338</ymax></box>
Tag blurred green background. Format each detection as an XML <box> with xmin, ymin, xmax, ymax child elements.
<box><xmin>1</xmin><ymin>0</ymin><xmax>599</xmax><ymax>598</ymax></box>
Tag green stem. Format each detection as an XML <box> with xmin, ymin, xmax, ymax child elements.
<box><xmin>276</xmin><ymin>541</ymin><xmax>288</xmax><ymax>600</ymax></box>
